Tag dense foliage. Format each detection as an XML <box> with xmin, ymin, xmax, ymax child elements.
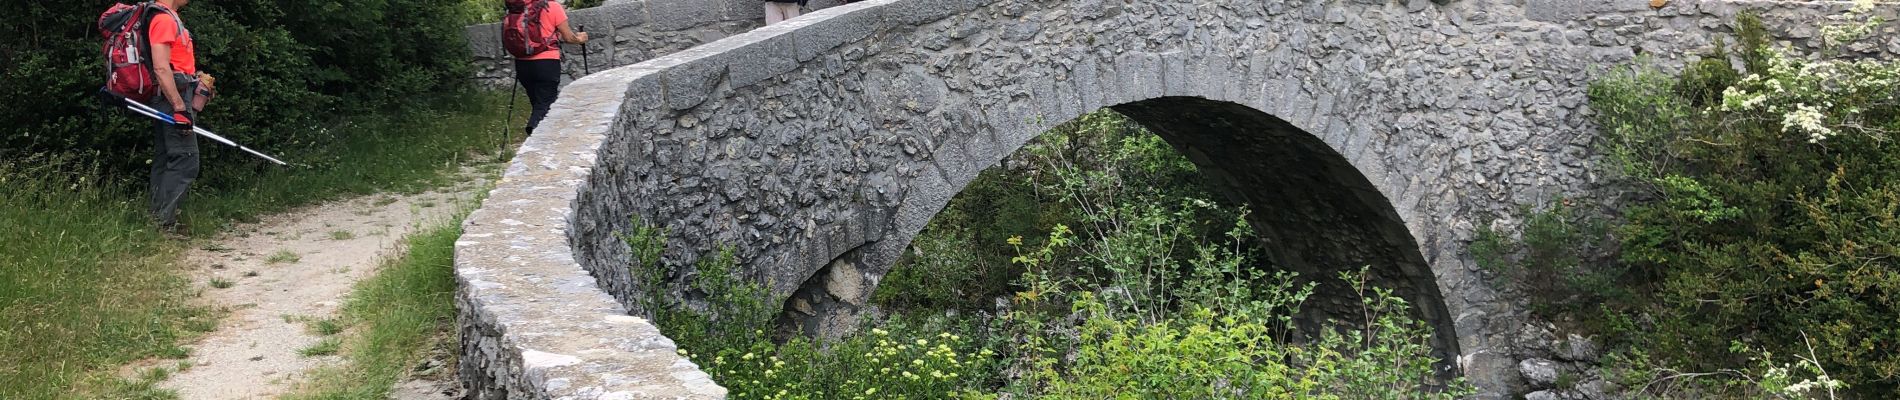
<box><xmin>1574</xmin><ymin>6</ymin><xmax>1898</xmax><ymax>397</ymax></box>
<box><xmin>624</xmin><ymin>110</ymin><xmax>1466</xmax><ymax>399</ymax></box>
<box><xmin>876</xmin><ymin>111</ymin><xmax>1232</xmax><ymax>314</ymax></box>
<box><xmin>2</xmin><ymin>0</ymin><xmax>478</xmax><ymax>175</ymax></box>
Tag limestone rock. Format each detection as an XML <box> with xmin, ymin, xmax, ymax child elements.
<box><xmin>824</xmin><ymin>259</ymin><xmax>863</xmax><ymax>303</ymax></box>
<box><xmin>1519</xmin><ymin>358</ymin><xmax>1561</xmax><ymax>389</ymax></box>
<box><xmin>1516</xmin><ymin>323</ymin><xmax>1560</xmax><ymax>359</ymax></box>
<box><xmin>1558</xmin><ymin>334</ymin><xmax>1601</xmax><ymax>362</ymax></box>
<box><xmin>791</xmin><ymin>297</ymin><xmax>815</xmax><ymax>316</ymax></box>
<box><xmin>1575</xmin><ymin>378</ymin><xmax>1617</xmax><ymax>400</ymax></box>
<box><xmin>1524</xmin><ymin>390</ymin><xmax>1564</xmax><ymax>400</ymax></box>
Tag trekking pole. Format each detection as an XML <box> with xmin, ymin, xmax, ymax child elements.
<box><xmin>120</xmin><ymin>97</ymin><xmax>289</xmax><ymax>166</ymax></box>
<box><xmin>579</xmin><ymin>25</ymin><xmax>591</xmax><ymax>76</ymax></box>
<box><xmin>503</xmin><ymin>79</ymin><xmax>519</xmax><ymax>158</ymax></box>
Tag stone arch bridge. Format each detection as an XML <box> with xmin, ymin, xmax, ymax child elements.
<box><xmin>451</xmin><ymin>0</ymin><xmax>1895</xmax><ymax>398</ymax></box>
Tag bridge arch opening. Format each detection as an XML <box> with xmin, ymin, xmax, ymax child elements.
<box><xmin>778</xmin><ymin>96</ymin><xmax>1460</xmax><ymax>368</ymax></box>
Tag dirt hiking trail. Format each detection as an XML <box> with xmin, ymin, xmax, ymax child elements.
<box><xmin>158</xmin><ymin>172</ymin><xmax>489</xmax><ymax>399</ymax></box>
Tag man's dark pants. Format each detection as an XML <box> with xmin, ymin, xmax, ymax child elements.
<box><xmin>149</xmin><ymin>74</ymin><xmax>200</xmax><ymax>229</ymax></box>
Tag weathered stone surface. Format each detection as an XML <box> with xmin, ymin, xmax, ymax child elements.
<box><xmin>823</xmin><ymin>259</ymin><xmax>862</xmax><ymax>302</ymax></box>
<box><xmin>457</xmin><ymin>0</ymin><xmax>1897</xmax><ymax>399</ymax></box>
<box><xmin>1526</xmin><ymin>390</ymin><xmax>1566</xmax><ymax>400</ymax></box>
<box><xmin>1520</xmin><ymin>358</ymin><xmax>1563</xmax><ymax>390</ymax></box>
<box><xmin>1560</xmin><ymin>333</ymin><xmax>1602</xmax><ymax>363</ymax></box>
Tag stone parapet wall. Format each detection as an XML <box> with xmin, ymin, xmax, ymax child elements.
<box><xmin>455</xmin><ymin>65</ymin><xmax>728</xmax><ymax>399</ymax></box>
<box><xmin>465</xmin><ymin>0</ymin><xmax>851</xmax><ymax>87</ymax></box>
<box><xmin>456</xmin><ymin>0</ymin><xmax>1896</xmax><ymax>399</ymax></box>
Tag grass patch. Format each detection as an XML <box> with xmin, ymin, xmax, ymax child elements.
<box><xmin>208</xmin><ymin>278</ymin><xmax>235</xmax><ymax>289</ymax></box>
<box><xmin>92</xmin><ymin>366</ymin><xmax>181</xmax><ymax>400</ymax></box>
<box><xmin>328</xmin><ymin>230</ymin><xmax>355</xmax><ymax>241</ymax></box>
<box><xmin>298</xmin><ymin>338</ymin><xmax>342</xmax><ymax>357</ymax></box>
<box><xmin>309</xmin><ymin>319</ymin><xmax>345</xmax><ymax>336</ymax></box>
<box><xmin>0</xmin><ymin>160</ymin><xmax>203</xmax><ymax>400</ymax></box>
<box><xmin>265</xmin><ymin>250</ymin><xmax>302</xmax><ymax>265</ymax></box>
<box><xmin>284</xmin><ymin>214</ymin><xmax>468</xmax><ymax>399</ymax></box>
<box><xmin>1</xmin><ymin>91</ymin><xmax>518</xmax><ymax>399</ymax></box>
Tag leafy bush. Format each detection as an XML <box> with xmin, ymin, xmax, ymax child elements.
<box><xmin>620</xmin><ymin>217</ymin><xmax>775</xmax><ymax>353</ymax></box>
<box><xmin>995</xmin><ymin>221</ymin><xmax>1470</xmax><ymax>399</ymax></box>
<box><xmin>875</xmin><ymin>167</ymin><xmax>1046</xmax><ymax>313</ymax></box>
<box><xmin>1</xmin><ymin>0</ymin><xmax>478</xmax><ymax>175</ymax></box>
<box><xmin>1470</xmin><ymin>202</ymin><xmax>1626</xmax><ymax>320</ymax></box>
<box><xmin>685</xmin><ymin>318</ymin><xmax>999</xmax><ymax>400</ymax></box>
<box><xmin>879</xmin><ymin>110</ymin><xmax>1237</xmax><ymax>311</ymax></box>
<box><xmin>623</xmin><ymin>218</ymin><xmax>999</xmax><ymax>400</ymax></box>
<box><xmin>629</xmin><ymin>108</ymin><xmax>1467</xmax><ymax>399</ymax></box>
<box><xmin>1587</xmin><ymin>5</ymin><xmax>1900</xmax><ymax>395</ymax></box>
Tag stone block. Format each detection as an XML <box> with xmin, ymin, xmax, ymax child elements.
<box><xmin>889</xmin><ymin>163</ymin><xmax>954</xmax><ymax>237</ymax></box>
<box><xmin>791</xmin><ymin>5</ymin><xmax>884</xmax><ymax>62</ymax></box>
<box><xmin>466</xmin><ymin>23</ymin><xmax>505</xmax><ymax>58</ymax></box>
<box><xmin>1072</xmin><ymin>58</ymin><xmax>1105</xmax><ymax>112</ymax></box>
<box><xmin>595</xmin><ymin>1</ymin><xmax>647</xmax><ymax>29</ymax></box>
<box><xmin>647</xmin><ymin>0</ymin><xmax>723</xmax><ymax>31</ymax></box>
<box><xmin>723</xmin><ymin>34</ymin><xmax>800</xmax><ymax>90</ymax></box>
<box><xmin>717</xmin><ymin>0</ymin><xmax>766</xmax><ymax>21</ymax></box>
<box><xmin>882</xmin><ymin>0</ymin><xmax>982</xmax><ymax>26</ymax></box>
<box><xmin>657</xmin><ymin>49</ymin><xmax>732</xmax><ymax>111</ymax></box>
<box><xmin>1160</xmin><ymin>51</ymin><xmax>1190</xmax><ymax>97</ymax></box>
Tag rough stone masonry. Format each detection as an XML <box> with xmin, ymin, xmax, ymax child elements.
<box><xmin>455</xmin><ymin>0</ymin><xmax>1898</xmax><ymax>398</ymax></box>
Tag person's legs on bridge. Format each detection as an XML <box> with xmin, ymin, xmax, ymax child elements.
<box><xmin>515</xmin><ymin>59</ymin><xmax>563</xmax><ymax>135</ymax></box>
<box><xmin>764</xmin><ymin>1</ymin><xmax>801</xmax><ymax>25</ymax></box>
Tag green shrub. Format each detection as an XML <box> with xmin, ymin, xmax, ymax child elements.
<box><xmin>684</xmin><ymin>317</ymin><xmax>999</xmax><ymax>400</ymax></box>
<box><xmin>629</xmin><ymin>107</ymin><xmax>1467</xmax><ymax>399</ymax></box>
<box><xmin>621</xmin><ymin>217</ymin><xmax>776</xmax><ymax>353</ymax></box>
<box><xmin>996</xmin><ymin>219</ymin><xmax>1469</xmax><ymax>399</ymax></box>
<box><xmin>1469</xmin><ymin>203</ymin><xmax>1625</xmax><ymax>320</ymax></box>
<box><xmin>876</xmin><ymin>167</ymin><xmax>1046</xmax><ymax>313</ymax></box>
<box><xmin>1588</xmin><ymin>5</ymin><xmax>1900</xmax><ymax>394</ymax></box>
<box><xmin>1</xmin><ymin>0</ymin><xmax>478</xmax><ymax>175</ymax></box>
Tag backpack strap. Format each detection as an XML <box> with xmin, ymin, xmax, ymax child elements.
<box><xmin>141</xmin><ymin>2</ymin><xmax>187</xmax><ymax>73</ymax></box>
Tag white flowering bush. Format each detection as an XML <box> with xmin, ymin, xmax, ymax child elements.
<box><xmin>1587</xmin><ymin>6</ymin><xmax>1900</xmax><ymax>396</ymax></box>
<box><xmin>1716</xmin><ymin>45</ymin><xmax>1896</xmax><ymax>143</ymax></box>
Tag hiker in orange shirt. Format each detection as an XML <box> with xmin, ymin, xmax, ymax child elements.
<box><xmin>147</xmin><ymin>0</ymin><xmax>216</xmax><ymax>234</ymax></box>
<box><xmin>506</xmin><ymin>0</ymin><xmax>589</xmax><ymax>136</ymax></box>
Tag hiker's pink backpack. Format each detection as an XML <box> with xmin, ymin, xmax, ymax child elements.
<box><xmin>502</xmin><ymin>0</ymin><xmax>559</xmax><ymax>58</ymax></box>
<box><xmin>98</xmin><ymin>2</ymin><xmax>174</xmax><ymax>102</ymax></box>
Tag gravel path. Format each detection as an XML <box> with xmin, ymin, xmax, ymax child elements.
<box><xmin>157</xmin><ymin>175</ymin><xmax>487</xmax><ymax>399</ymax></box>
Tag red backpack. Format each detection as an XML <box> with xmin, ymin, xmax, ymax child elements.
<box><xmin>98</xmin><ymin>2</ymin><xmax>177</xmax><ymax>102</ymax></box>
<box><xmin>502</xmin><ymin>0</ymin><xmax>559</xmax><ymax>58</ymax></box>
